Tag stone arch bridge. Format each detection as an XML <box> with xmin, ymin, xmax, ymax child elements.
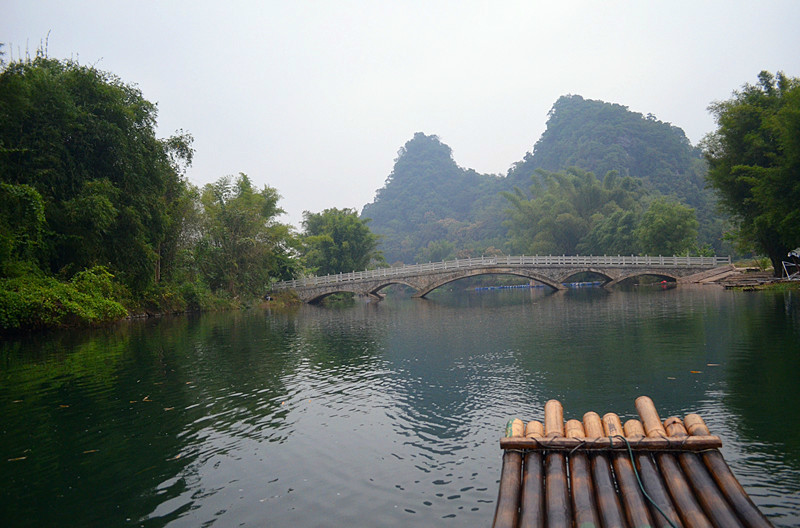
<box><xmin>270</xmin><ymin>255</ymin><xmax>732</xmax><ymax>303</ymax></box>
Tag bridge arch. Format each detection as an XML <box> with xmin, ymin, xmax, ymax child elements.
<box><xmin>303</xmin><ymin>279</ymin><xmax>419</xmax><ymax>304</ymax></box>
<box><xmin>411</xmin><ymin>269</ymin><xmax>565</xmax><ymax>298</ymax></box>
<box><xmin>604</xmin><ymin>271</ymin><xmax>680</xmax><ymax>288</ymax></box>
<box><xmin>305</xmin><ymin>289</ymin><xmax>353</xmax><ymax>304</ymax></box>
<box><xmin>368</xmin><ymin>279</ymin><xmax>419</xmax><ymax>297</ymax></box>
<box><xmin>551</xmin><ymin>267</ymin><xmax>615</xmax><ymax>286</ymax></box>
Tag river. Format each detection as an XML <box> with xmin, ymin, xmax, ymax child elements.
<box><xmin>1</xmin><ymin>285</ymin><xmax>799</xmax><ymax>527</ymax></box>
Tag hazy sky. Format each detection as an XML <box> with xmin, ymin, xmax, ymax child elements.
<box><xmin>5</xmin><ymin>1</ymin><xmax>800</xmax><ymax>227</ymax></box>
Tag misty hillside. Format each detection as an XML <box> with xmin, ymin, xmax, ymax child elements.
<box><xmin>361</xmin><ymin>133</ymin><xmax>508</xmax><ymax>264</ymax></box>
<box><xmin>361</xmin><ymin>96</ymin><xmax>725</xmax><ymax>264</ymax></box>
<box><xmin>506</xmin><ymin>95</ymin><xmax>712</xmax><ymax>211</ymax></box>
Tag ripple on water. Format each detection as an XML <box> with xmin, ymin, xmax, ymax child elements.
<box><xmin>3</xmin><ymin>291</ymin><xmax>799</xmax><ymax>527</ymax></box>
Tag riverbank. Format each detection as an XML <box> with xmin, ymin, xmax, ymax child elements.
<box><xmin>718</xmin><ymin>267</ymin><xmax>800</xmax><ymax>290</ymax></box>
<box><xmin>0</xmin><ymin>270</ymin><xmax>302</xmax><ymax>334</ymax></box>
<box><xmin>728</xmin><ymin>279</ymin><xmax>800</xmax><ymax>292</ymax></box>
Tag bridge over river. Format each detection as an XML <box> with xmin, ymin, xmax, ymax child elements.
<box><xmin>271</xmin><ymin>255</ymin><xmax>733</xmax><ymax>303</ymax></box>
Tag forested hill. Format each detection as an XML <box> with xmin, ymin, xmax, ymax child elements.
<box><xmin>506</xmin><ymin>95</ymin><xmax>711</xmax><ymax>211</ymax></box>
<box><xmin>360</xmin><ymin>133</ymin><xmax>508</xmax><ymax>264</ymax></box>
<box><xmin>361</xmin><ymin>96</ymin><xmax>724</xmax><ymax>264</ymax></box>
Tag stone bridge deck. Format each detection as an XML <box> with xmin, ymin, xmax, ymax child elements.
<box><xmin>271</xmin><ymin>255</ymin><xmax>732</xmax><ymax>303</ymax></box>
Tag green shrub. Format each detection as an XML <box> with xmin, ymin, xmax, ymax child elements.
<box><xmin>136</xmin><ymin>283</ymin><xmax>188</xmax><ymax>314</ymax></box>
<box><xmin>178</xmin><ymin>280</ymin><xmax>215</xmax><ymax>311</ymax></box>
<box><xmin>0</xmin><ymin>267</ymin><xmax>127</xmax><ymax>332</ymax></box>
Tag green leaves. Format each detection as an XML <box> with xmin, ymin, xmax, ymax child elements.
<box><xmin>0</xmin><ymin>54</ymin><xmax>306</xmax><ymax>326</ymax></box>
<box><xmin>635</xmin><ymin>199</ymin><xmax>698</xmax><ymax>256</ymax></box>
<box><xmin>0</xmin><ymin>267</ymin><xmax>127</xmax><ymax>331</ymax></box>
<box><xmin>195</xmin><ymin>173</ymin><xmax>298</xmax><ymax>295</ymax></box>
<box><xmin>0</xmin><ymin>56</ymin><xmax>193</xmax><ymax>291</ymax></box>
<box><xmin>301</xmin><ymin>208</ymin><xmax>383</xmax><ymax>275</ymax></box>
<box><xmin>503</xmin><ymin>168</ymin><xmax>699</xmax><ymax>256</ymax></box>
<box><xmin>363</xmin><ymin>101</ymin><xmax>718</xmax><ymax>264</ymax></box>
<box><xmin>361</xmin><ymin>133</ymin><xmax>506</xmax><ymax>263</ymax></box>
<box><xmin>0</xmin><ymin>183</ymin><xmax>45</xmax><ymax>273</ymax></box>
<box><xmin>504</xmin><ymin>167</ymin><xmax>647</xmax><ymax>255</ymax></box>
<box><xmin>703</xmin><ymin>70</ymin><xmax>800</xmax><ymax>273</ymax></box>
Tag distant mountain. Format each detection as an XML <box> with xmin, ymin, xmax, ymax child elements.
<box><xmin>507</xmin><ymin>95</ymin><xmax>711</xmax><ymax>211</ymax></box>
<box><xmin>361</xmin><ymin>132</ymin><xmax>507</xmax><ymax>264</ymax></box>
<box><xmin>361</xmin><ymin>96</ymin><xmax>725</xmax><ymax>264</ymax></box>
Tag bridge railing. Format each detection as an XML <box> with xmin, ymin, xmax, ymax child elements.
<box><xmin>271</xmin><ymin>255</ymin><xmax>731</xmax><ymax>290</ymax></box>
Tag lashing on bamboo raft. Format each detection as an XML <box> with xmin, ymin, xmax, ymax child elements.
<box><xmin>492</xmin><ymin>396</ymin><xmax>774</xmax><ymax>528</ymax></box>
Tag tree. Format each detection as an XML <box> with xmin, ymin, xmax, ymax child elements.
<box><xmin>195</xmin><ymin>173</ymin><xmax>298</xmax><ymax>295</ymax></box>
<box><xmin>503</xmin><ymin>168</ymin><xmax>645</xmax><ymax>255</ymax></box>
<box><xmin>415</xmin><ymin>239</ymin><xmax>455</xmax><ymax>263</ymax></box>
<box><xmin>578</xmin><ymin>208</ymin><xmax>640</xmax><ymax>255</ymax></box>
<box><xmin>635</xmin><ymin>198</ymin><xmax>699</xmax><ymax>255</ymax></box>
<box><xmin>702</xmin><ymin>71</ymin><xmax>800</xmax><ymax>274</ymax></box>
<box><xmin>301</xmin><ymin>208</ymin><xmax>383</xmax><ymax>275</ymax></box>
<box><xmin>0</xmin><ymin>182</ymin><xmax>45</xmax><ymax>274</ymax></box>
<box><xmin>0</xmin><ymin>55</ymin><xmax>193</xmax><ymax>290</ymax></box>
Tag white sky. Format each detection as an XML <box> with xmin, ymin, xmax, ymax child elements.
<box><xmin>5</xmin><ymin>1</ymin><xmax>800</xmax><ymax>228</ymax></box>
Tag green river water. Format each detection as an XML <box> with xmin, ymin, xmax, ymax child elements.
<box><xmin>1</xmin><ymin>285</ymin><xmax>799</xmax><ymax>527</ymax></box>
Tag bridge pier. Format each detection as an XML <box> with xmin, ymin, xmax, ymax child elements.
<box><xmin>366</xmin><ymin>292</ymin><xmax>384</xmax><ymax>302</ymax></box>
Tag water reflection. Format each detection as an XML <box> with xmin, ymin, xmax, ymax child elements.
<box><xmin>1</xmin><ymin>287</ymin><xmax>799</xmax><ymax>527</ymax></box>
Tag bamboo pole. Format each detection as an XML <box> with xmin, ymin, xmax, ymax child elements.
<box><xmin>603</xmin><ymin>413</ymin><xmax>655</xmax><ymax>528</ymax></box>
<box><xmin>635</xmin><ymin>396</ymin><xmax>669</xmax><ymax>438</ymax></box>
<box><xmin>624</xmin><ymin>418</ymin><xmax>684</xmax><ymax>528</ymax></box>
<box><xmin>519</xmin><ymin>421</ymin><xmax>545</xmax><ymax>528</ymax></box>
<box><xmin>493</xmin><ymin>418</ymin><xmax>524</xmax><ymax>528</ymax></box>
<box><xmin>544</xmin><ymin>399</ymin><xmax>565</xmax><ymax>437</ymax></box>
<box><xmin>583</xmin><ymin>411</ymin><xmax>626</xmax><ymax>528</ymax></box>
<box><xmin>636</xmin><ymin>397</ymin><xmax>713</xmax><ymax>528</ymax></box>
<box><xmin>664</xmin><ymin>417</ymin><xmax>744</xmax><ymax>528</ymax></box>
<box><xmin>544</xmin><ymin>400</ymin><xmax>571</xmax><ymax>528</ymax></box>
<box><xmin>525</xmin><ymin>420</ymin><xmax>544</xmax><ymax>439</ymax></box>
<box><xmin>684</xmin><ymin>414</ymin><xmax>773</xmax><ymax>528</ymax></box>
<box><xmin>565</xmin><ymin>419</ymin><xmax>601</xmax><ymax>528</ymax></box>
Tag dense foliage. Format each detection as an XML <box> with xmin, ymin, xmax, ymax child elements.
<box><xmin>504</xmin><ymin>168</ymin><xmax>699</xmax><ymax>256</ymax></box>
<box><xmin>702</xmin><ymin>71</ymin><xmax>800</xmax><ymax>274</ymax></box>
<box><xmin>195</xmin><ymin>174</ymin><xmax>298</xmax><ymax>296</ymax></box>
<box><xmin>301</xmin><ymin>208</ymin><xmax>384</xmax><ymax>275</ymax></box>
<box><xmin>504</xmin><ymin>168</ymin><xmax>643</xmax><ymax>254</ymax></box>
<box><xmin>0</xmin><ymin>266</ymin><xmax>127</xmax><ymax>330</ymax></box>
<box><xmin>510</xmin><ymin>96</ymin><xmax>723</xmax><ymax>252</ymax></box>
<box><xmin>0</xmin><ymin>55</ymin><xmax>300</xmax><ymax>330</ymax></box>
<box><xmin>0</xmin><ymin>55</ymin><xmax>193</xmax><ymax>290</ymax></box>
<box><xmin>635</xmin><ymin>198</ymin><xmax>700</xmax><ymax>255</ymax></box>
<box><xmin>0</xmin><ymin>182</ymin><xmax>45</xmax><ymax>274</ymax></box>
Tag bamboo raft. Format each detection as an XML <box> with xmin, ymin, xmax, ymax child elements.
<box><xmin>492</xmin><ymin>396</ymin><xmax>773</xmax><ymax>528</ymax></box>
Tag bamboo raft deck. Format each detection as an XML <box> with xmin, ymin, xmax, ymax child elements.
<box><xmin>492</xmin><ymin>396</ymin><xmax>773</xmax><ymax>528</ymax></box>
